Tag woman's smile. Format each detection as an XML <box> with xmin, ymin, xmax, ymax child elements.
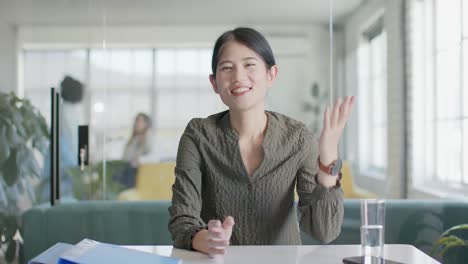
<box><xmin>231</xmin><ymin>86</ymin><xmax>252</xmax><ymax>96</ymax></box>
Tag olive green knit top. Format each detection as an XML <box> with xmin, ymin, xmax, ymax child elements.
<box><xmin>168</xmin><ymin>110</ymin><xmax>344</xmax><ymax>250</ymax></box>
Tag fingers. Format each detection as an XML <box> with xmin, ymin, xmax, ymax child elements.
<box><xmin>349</xmin><ymin>96</ymin><xmax>356</xmax><ymax>114</ymax></box>
<box><xmin>207</xmin><ymin>237</ymin><xmax>230</xmax><ymax>248</ymax></box>
<box><xmin>208</xmin><ymin>219</ymin><xmax>221</xmax><ymax>229</ymax></box>
<box><xmin>338</xmin><ymin>96</ymin><xmax>356</xmax><ymax>127</ymax></box>
<box><xmin>208</xmin><ymin>221</ymin><xmax>225</xmax><ymax>240</ymax></box>
<box><xmin>222</xmin><ymin>216</ymin><xmax>235</xmax><ymax>229</ymax></box>
<box><xmin>323</xmin><ymin>105</ymin><xmax>330</xmax><ymax>131</ymax></box>
<box><xmin>207</xmin><ymin>247</ymin><xmax>226</xmax><ymax>256</ymax></box>
<box><xmin>204</xmin><ymin>217</ymin><xmax>235</xmax><ymax>257</ymax></box>
<box><xmin>325</xmin><ymin>96</ymin><xmax>356</xmax><ymax>130</ymax></box>
<box><xmin>331</xmin><ymin>98</ymin><xmax>341</xmax><ymax>128</ymax></box>
<box><xmin>337</xmin><ymin>96</ymin><xmax>350</xmax><ymax>127</ymax></box>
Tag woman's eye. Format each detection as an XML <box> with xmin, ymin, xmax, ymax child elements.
<box><xmin>221</xmin><ymin>66</ymin><xmax>232</xmax><ymax>71</ymax></box>
<box><xmin>246</xmin><ymin>63</ymin><xmax>256</xmax><ymax>68</ymax></box>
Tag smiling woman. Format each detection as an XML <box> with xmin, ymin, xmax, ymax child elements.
<box><xmin>168</xmin><ymin>27</ymin><xmax>355</xmax><ymax>256</ymax></box>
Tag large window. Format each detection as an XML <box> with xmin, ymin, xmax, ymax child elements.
<box><xmin>358</xmin><ymin>17</ymin><xmax>387</xmax><ymax>178</ymax></box>
<box><xmin>23</xmin><ymin>48</ymin><xmax>225</xmax><ymax>163</ymax></box>
<box><xmin>411</xmin><ymin>0</ymin><xmax>468</xmax><ymax>191</ymax></box>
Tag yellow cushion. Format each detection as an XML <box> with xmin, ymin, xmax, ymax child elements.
<box><xmin>119</xmin><ymin>162</ymin><xmax>176</xmax><ymax>201</ymax></box>
<box><xmin>121</xmin><ymin>161</ymin><xmax>376</xmax><ymax>201</ymax></box>
<box><xmin>341</xmin><ymin>161</ymin><xmax>377</xmax><ymax>199</ymax></box>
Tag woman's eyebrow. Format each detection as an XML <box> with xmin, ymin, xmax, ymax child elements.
<box><xmin>243</xmin><ymin>57</ymin><xmax>258</xmax><ymax>61</ymax></box>
<box><xmin>218</xmin><ymin>57</ymin><xmax>259</xmax><ymax>65</ymax></box>
<box><xmin>218</xmin><ymin>60</ymin><xmax>233</xmax><ymax>65</ymax></box>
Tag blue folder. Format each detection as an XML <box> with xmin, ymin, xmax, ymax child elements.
<box><xmin>28</xmin><ymin>243</ymin><xmax>73</xmax><ymax>264</ymax></box>
<box><xmin>29</xmin><ymin>239</ymin><xmax>180</xmax><ymax>264</ymax></box>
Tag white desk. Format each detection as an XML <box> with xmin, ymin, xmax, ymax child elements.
<box><xmin>126</xmin><ymin>244</ymin><xmax>440</xmax><ymax>264</ymax></box>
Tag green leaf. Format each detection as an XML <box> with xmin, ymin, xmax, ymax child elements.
<box><xmin>5</xmin><ymin>125</ymin><xmax>22</xmax><ymax>149</ymax></box>
<box><xmin>2</xmin><ymin>149</ymin><xmax>19</xmax><ymax>186</ymax></box>
<box><xmin>32</xmin><ymin>135</ymin><xmax>50</xmax><ymax>156</ymax></box>
<box><xmin>431</xmin><ymin>236</ymin><xmax>458</xmax><ymax>256</ymax></box>
<box><xmin>440</xmin><ymin>224</ymin><xmax>468</xmax><ymax>238</ymax></box>
<box><xmin>439</xmin><ymin>241</ymin><xmax>468</xmax><ymax>258</ymax></box>
<box><xmin>3</xmin><ymin>215</ymin><xmax>17</xmax><ymax>240</ymax></box>
<box><xmin>37</xmin><ymin>114</ymin><xmax>50</xmax><ymax>137</ymax></box>
<box><xmin>16</xmin><ymin>146</ymin><xmax>40</xmax><ymax>177</ymax></box>
<box><xmin>431</xmin><ymin>235</ymin><xmax>468</xmax><ymax>257</ymax></box>
<box><xmin>5</xmin><ymin>240</ymin><xmax>17</xmax><ymax>262</ymax></box>
<box><xmin>0</xmin><ymin>126</ymin><xmax>10</xmax><ymax>164</ymax></box>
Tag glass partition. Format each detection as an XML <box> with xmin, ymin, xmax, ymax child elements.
<box><xmin>12</xmin><ymin>1</ymin><xmax>347</xmax><ymax>204</ymax></box>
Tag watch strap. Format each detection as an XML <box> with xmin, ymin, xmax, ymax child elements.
<box><xmin>317</xmin><ymin>156</ymin><xmax>341</xmax><ymax>176</ymax></box>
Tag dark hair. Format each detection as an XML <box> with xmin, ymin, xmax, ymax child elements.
<box><xmin>60</xmin><ymin>75</ymin><xmax>84</xmax><ymax>103</ymax></box>
<box><xmin>134</xmin><ymin>113</ymin><xmax>151</xmax><ymax>130</ymax></box>
<box><xmin>211</xmin><ymin>27</ymin><xmax>276</xmax><ymax>77</ymax></box>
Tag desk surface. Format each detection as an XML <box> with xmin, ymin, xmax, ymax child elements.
<box><xmin>126</xmin><ymin>244</ymin><xmax>440</xmax><ymax>264</ymax></box>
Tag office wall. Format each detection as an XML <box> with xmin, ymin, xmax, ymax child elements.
<box><xmin>0</xmin><ymin>1</ymin><xmax>336</xmax><ymax>123</ymax></box>
<box><xmin>0</xmin><ymin>21</ymin><xmax>16</xmax><ymax>93</ymax></box>
<box><xmin>15</xmin><ymin>23</ymin><xmax>332</xmax><ymax>126</ymax></box>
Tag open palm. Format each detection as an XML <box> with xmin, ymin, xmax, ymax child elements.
<box><xmin>319</xmin><ymin>96</ymin><xmax>355</xmax><ymax>165</ymax></box>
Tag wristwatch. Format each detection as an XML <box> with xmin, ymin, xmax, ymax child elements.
<box><xmin>317</xmin><ymin>156</ymin><xmax>343</xmax><ymax>176</ymax></box>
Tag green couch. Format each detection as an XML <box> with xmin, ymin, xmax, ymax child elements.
<box><xmin>21</xmin><ymin>199</ymin><xmax>468</xmax><ymax>264</ymax></box>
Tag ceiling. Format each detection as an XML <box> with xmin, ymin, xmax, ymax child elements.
<box><xmin>0</xmin><ymin>0</ymin><xmax>364</xmax><ymax>25</ymax></box>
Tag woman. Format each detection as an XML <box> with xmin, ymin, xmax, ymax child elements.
<box><xmin>122</xmin><ymin>113</ymin><xmax>152</xmax><ymax>167</ymax></box>
<box><xmin>116</xmin><ymin>113</ymin><xmax>152</xmax><ymax>188</ymax></box>
<box><xmin>168</xmin><ymin>27</ymin><xmax>355</xmax><ymax>256</ymax></box>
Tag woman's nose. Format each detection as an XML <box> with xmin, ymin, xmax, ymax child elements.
<box><xmin>232</xmin><ymin>67</ymin><xmax>248</xmax><ymax>82</ymax></box>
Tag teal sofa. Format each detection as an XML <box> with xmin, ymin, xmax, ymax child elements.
<box><xmin>21</xmin><ymin>199</ymin><xmax>468</xmax><ymax>264</ymax></box>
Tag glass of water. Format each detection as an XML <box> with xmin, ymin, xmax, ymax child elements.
<box><xmin>360</xmin><ymin>199</ymin><xmax>385</xmax><ymax>260</ymax></box>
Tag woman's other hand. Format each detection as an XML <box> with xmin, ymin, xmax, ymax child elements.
<box><xmin>192</xmin><ymin>216</ymin><xmax>235</xmax><ymax>257</ymax></box>
<box><xmin>319</xmin><ymin>96</ymin><xmax>355</xmax><ymax>165</ymax></box>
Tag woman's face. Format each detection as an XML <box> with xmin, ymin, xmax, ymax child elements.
<box><xmin>134</xmin><ymin>115</ymin><xmax>148</xmax><ymax>134</ymax></box>
<box><xmin>209</xmin><ymin>41</ymin><xmax>278</xmax><ymax>112</ymax></box>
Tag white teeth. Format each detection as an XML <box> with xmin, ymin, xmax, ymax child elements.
<box><xmin>232</xmin><ymin>87</ymin><xmax>250</xmax><ymax>94</ymax></box>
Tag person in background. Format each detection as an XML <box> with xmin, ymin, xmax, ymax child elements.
<box><xmin>40</xmin><ymin>75</ymin><xmax>85</xmax><ymax>202</ymax></box>
<box><xmin>115</xmin><ymin>113</ymin><xmax>153</xmax><ymax>188</ymax></box>
<box><xmin>123</xmin><ymin>113</ymin><xmax>152</xmax><ymax>166</ymax></box>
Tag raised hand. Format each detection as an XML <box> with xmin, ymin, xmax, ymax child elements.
<box><xmin>192</xmin><ymin>216</ymin><xmax>235</xmax><ymax>257</ymax></box>
<box><xmin>319</xmin><ymin>96</ymin><xmax>355</xmax><ymax>165</ymax></box>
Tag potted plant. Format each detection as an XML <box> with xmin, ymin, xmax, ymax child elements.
<box><xmin>431</xmin><ymin>224</ymin><xmax>468</xmax><ymax>264</ymax></box>
<box><xmin>302</xmin><ymin>82</ymin><xmax>329</xmax><ymax>135</ymax></box>
<box><xmin>0</xmin><ymin>92</ymin><xmax>49</xmax><ymax>263</ymax></box>
<box><xmin>66</xmin><ymin>160</ymin><xmax>129</xmax><ymax>200</ymax></box>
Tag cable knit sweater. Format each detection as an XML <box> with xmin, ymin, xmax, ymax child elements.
<box><xmin>168</xmin><ymin>110</ymin><xmax>344</xmax><ymax>250</ymax></box>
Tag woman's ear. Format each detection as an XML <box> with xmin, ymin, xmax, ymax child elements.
<box><xmin>266</xmin><ymin>65</ymin><xmax>278</xmax><ymax>88</ymax></box>
<box><xmin>209</xmin><ymin>74</ymin><xmax>219</xmax><ymax>94</ymax></box>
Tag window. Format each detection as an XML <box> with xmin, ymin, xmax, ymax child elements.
<box><xmin>23</xmin><ymin>49</ymin><xmax>88</xmax><ymax>126</ymax></box>
<box><xmin>411</xmin><ymin>0</ymin><xmax>468</xmax><ymax>190</ymax></box>
<box><xmin>23</xmin><ymin>47</ymin><xmax>225</xmax><ymax>164</ymax></box>
<box><xmin>357</xmin><ymin>17</ymin><xmax>387</xmax><ymax>178</ymax></box>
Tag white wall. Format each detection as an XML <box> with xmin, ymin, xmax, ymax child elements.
<box><xmin>0</xmin><ymin>0</ymin><xmax>346</xmax><ymax>108</ymax></box>
<box><xmin>0</xmin><ymin>21</ymin><xmax>17</xmax><ymax>92</ymax></box>
<box><xmin>16</xmin><ymin>24</ymin><xmax>331</xmax><ymax>126</ymax></box>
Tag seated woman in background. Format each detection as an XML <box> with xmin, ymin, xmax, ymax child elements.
<box><xmin>169</xmin><ymin>27</ymin><xmax>355</xmax><ymax>256</ymax></box>
<box><xmin>115</xmin><ymin>113</ymin><xmax>153</xmax><ymax>188</ymax></box>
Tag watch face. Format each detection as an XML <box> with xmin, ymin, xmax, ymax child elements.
<box><xmin>331</xmin><ymin>158</ymin><xmax>343</xmax><ymax>176</ymax></box>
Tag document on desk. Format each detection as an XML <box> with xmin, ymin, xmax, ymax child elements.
<box><xmin>56</xmin><ymin>239</ymin><xmax>180</xmax><ymax>264</ymax></box>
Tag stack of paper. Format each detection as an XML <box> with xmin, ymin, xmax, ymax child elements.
<box><xmin>28</xmin><ymin>239</ymin><xmax>180</xmax><ymax>264</ymax></box>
